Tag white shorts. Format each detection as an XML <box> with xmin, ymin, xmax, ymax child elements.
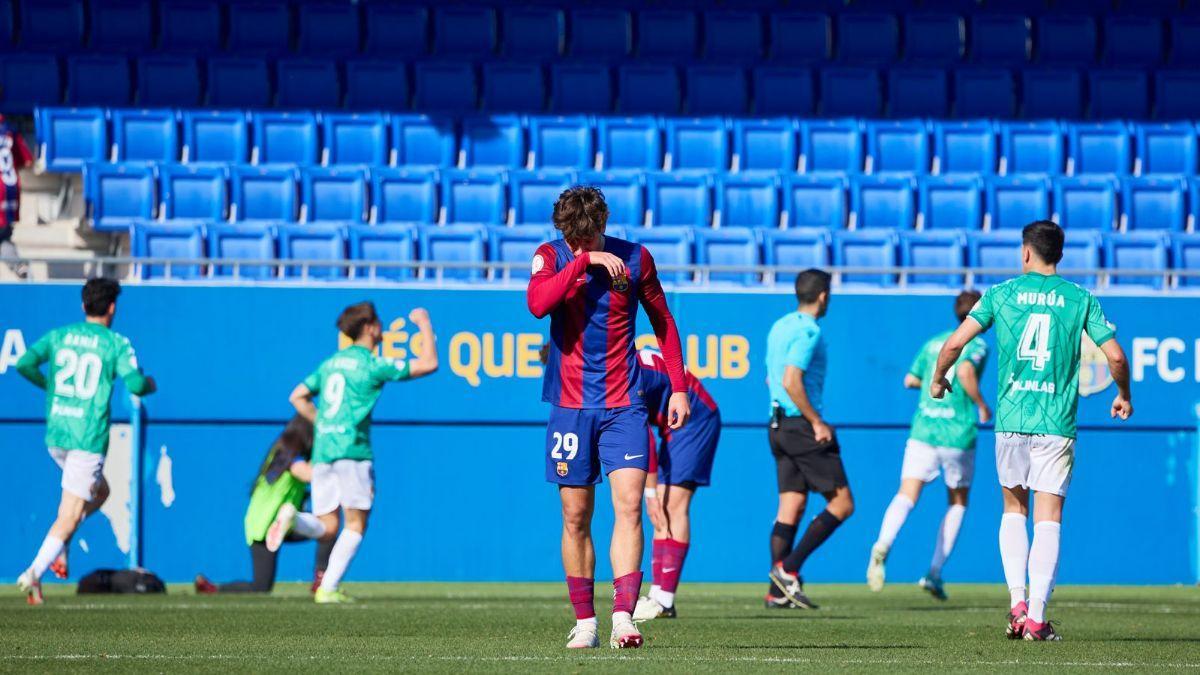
<box><xmin>48</xmin><ymin>447</ymin><xmax>105</xmax><ymax>501</ymax></box>
<box><xmin>311</xmin><ymin>459</ymin><xmax>374</xmax><ymax>515</ymax></box>
<box><xmin>900</xmin><ymin>438</ymin><xmax>975</xmax><ymax>489</ymax></box>
<box><xmin>995</xmin><ymin>433</ymin><xmax>1076</xmax><ymax>497</ymax></box>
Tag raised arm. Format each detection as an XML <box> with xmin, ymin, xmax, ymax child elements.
<box><xmin>406</xmin><ymin>308</ymin><xmax>439</xmax><ymax>379</ymax></box>
<box><xmin>527</xmin><ymin>245</ymin><xmax>590</xmax><ymax>318</ymax></box>
<box><xmin>930</xmin><ymin>319</ymin><xmax>984</xmax><ymax>399</ymax></box>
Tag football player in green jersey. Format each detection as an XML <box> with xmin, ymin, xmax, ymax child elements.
<box><xmin>13</xmin><ymin>279</ymin><xmax>157</xmax><ymax>605</ymax></box>
<box><xmin>867</xmin><ymin>291</ymin><xmax>991</xmax><ymax>601</ymax></box>
<box><xmin>284</xmin><ymin>301</ymin><xmax>438</xmax><ymax>604</ymax></box>
<box><xmin>930</xmin><ymin>221</ymin><xmax>1132</xmax><ymax>642</ymax></box>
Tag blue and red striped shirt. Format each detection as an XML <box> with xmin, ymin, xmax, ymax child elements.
<box><xmin>0</xmin><ymin>118</ymin><xmax>32</xmax><ymax>230</ymax></box>
<box><xmin>527</xmin><ymin>236</ymin><xmax>686</xmax><ymax>409</ymax></box>
<box><xmin>637</xmin><ymin>348</ymin><xmax>719</xmax><ymax>436</ymax></box>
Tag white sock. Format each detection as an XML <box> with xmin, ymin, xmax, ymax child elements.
<box><xmin>650</xmin><ymin>587</ymin><xmax>675</xmax><ymax>608</ymax></box>
<box><xmin>318</xmin><ymin>529</ymin><xmax>363</xmax><ymax>592</ymax></box>
<box><xmin>1027</xmin><ymin>520</ymin><xmax>1061</xmax><ymax>624</ymax></box>
<box><xmin>875</xmin><ymin>494</ymin><xmax>915</xmax><ymax>550</ymax></box>
<box><xmin>576</xmin><ymin>616</ymin><xmax>598</xmax><ymax>629</ymax></box>
<box><xmin>649</xmin><ymin>583</ymin><xmax>661</xmax><ymax>596</ymax></box>
<box><xmin>999</xmin><ymin>513</ymin><xmax>1029</xmax><ymax>609</ymax></box>
<box><xmin>929</xmin><ymin>504</ymin><xmax>966</xmax><ymax>577</ymax></box>
<box><xmin>30</xmin><ymin>535</ymin><xmax>65</xmax><ymax>579</ymax></box>
<box><xmin>292</xmin><ymin>512</ymin><xmax>326</xmax><ymax>539</ymax></box>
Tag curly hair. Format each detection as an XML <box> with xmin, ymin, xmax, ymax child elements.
<box><xmin>552</xmin><ymin>186</ymin><xmax>609</xmax><ymax>248</ymax></box>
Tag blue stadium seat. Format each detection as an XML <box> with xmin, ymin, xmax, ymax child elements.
<box><xmin>441</xmin><ymin>169</ymin><xmax>505</xmax><ymax>225</ymax></box>
<box><xmin>933</xmin><ymin>120</ymin><xmax>997</xmax><ymax>175</ymax></box>
<box><xmin>136</xmin><ymin>56</ymin><xmax>201</xmax><ymax>107</ymax></box>
<box><xmin>986</xmin><ymin>175</ymin><xmax>1052</xmax><ymax>230</ymax></box>
<box><xmin>716</xmin><ymin>174</ymin><xmax>779</xmax><ymax>228</ymax></box>
<box><xmin>160</xmin><ymin>164</ymin><xmax>227</xmax><ymax>221</ymax></box>
<box><xmin>90</xmin><ymin>0</ymin><xmax>152</xmax><ymax>52</ymax></box>
<box><xmin>21</xmin><ymin>0</ymin><xmax>83</xmax><ymax>51</ymax></box>
<box><xmin>851</xmin><ymin>175</ymin><xmax>916</xmax><ymax>229</ymax></box>
<box><xmin>482</xmin><ymin>63</ymin><xmax>546</xmax><ymax>113</ymax></box>
<box><xmin>0</xmin><ymin>55</ymin><xmax>63</xmax><ymax>111</ymax></box>
<box><xmin>888</xmin><ymin>68</ymin><xmax>949</xmax><ymax>118</ymax></box>
<box><xmin>954</xmin><ymin>68</ymin><xmax>1016</xmax><ymax>118</ymax></box>
<box><xmin>253</xmin><ymin>112</ymin><xmax>318</xmax><ymax>166</ymax></box>
<box><xmin>687</xmin><ymin>66</ymin><xmax>749</xmax><ymax>116</ymax></box>
<box><xmin>1021</xmin><ymin>69</ymin><xmax>1084</xmax><ymax>119</ymax></box>
<box><xmin>646</xmin><ymin>173</ymin><xmax>712</xmax><ymax>228</ymax></box>
<box><xmin>597</xmin><ymin>117</ymin><xmax>662</xmax><ymax>171</ymax></box>
<box><xmin>1058</xmin><ymin>230</ymin><xmax>1102</xmax><ymax>287</ymax></box>
<box><xmin>1103</xmin><ymin>15</ymin><xmax>1164</xmax><ymax>67</ymax></box>
<box><xmin>182</xmin><ymin>111</ymin><xmax>249</xmax><ymax>164</ymax></box>
<box><xmin>502</xmin><ymin>7</ymin><xmax>563</xmax><ymax>59</ymax></box>
<box><xmin>902</xmin><ymin>13</ymin><xmax>963</xmax><ymax>64</ymax></box>
<box><xmin>734</xmin><ymin>118</ymin><xmax>798</xmax><ymax>172</ymax></box>
<box><xmin>768</xmin><ymin>12</ymin><xmax>830</xmax><ymax>63</ymax></box>
<box><xmin>1001</xmin><ymin>121</ymin><xmax>1064</xmax><ymax>175</ymax></box>
<box><xmin>1068</xmin><ymin>122</ymin><xmax>1131</xmax><ymax>176</ymax></box>
<box><xmin>762</xmin><ymin>229</ymin><xmax>831</xmax><ymax>286</ymax></box>
<box><xmin>157</xmin><ymin>0</ymin><xmax>220</xmax><ymax>53</ymax></box>
<box><xmin>569</xmin><ymin>8</ymin><xmax>631</xmax><ymax>61</ymax></box>
<box><xmin>703</xmin><ymin>10</ymin><xmax>764</xmax><ymax>62</ymax></box>
<box><xmin>836</xmin><ymin>13</ymin><xmax>898</xmax><ymax>64</ymax></box>
<box><xmin>1090</xmin><ymin>70</ymin><xmax>1150</xmax><ymax>119</ymax></box>
<box><xmin>391</xmin><ymin>115</ymin><xmax>456</xmax><ymax>168</ymax></box>
<box><xmin>301</xmin><ymin>167</ymin><xmax>367</xmax><ymax>224</ymax></box>
<box><xmin>1169</xmin><ymin>15</ymin><xmax>1200</xmax><ymax>66</ymax></box>
<box><xmin>207</xmin><ymin>223</ymin><xmax>276</xmax><ymax>280</ymax></box>
<box><xmin>322</xmin><ymin>113</ymin><xmax>387</xmax><ymax>167</ymax></box>
<box><xmin>1036</xmin><ymin>14</ymin><xmax>1097</xmax><ymax>65</ymax></box>
<box><xmin>783</xmin><ymin>175</ymin><xmax>846</xmax><ymax>229</ymax></box>
<box><xmin>969</xmin><ymin>14</ymin><xmax>1029</xmax><ymax>65</ymax></box>
<box><xmin>347</xmin><ymin>224</ymin><xmax>417</xmax><ymax>281</ymax></box>
<box><xmin>801</xmin><ymin>119</ymin><xmax>863</xmax><ymax>174</ymax></box>
<box><xmin>419</xmin><ymin>224</ymin><xmax>487</xmax><ymax>281</ymax></box>
<box><xmin>866</xmin><ymin>120</ymin><xmax>930</xmax><ymax>174</ymax></box>
<box><xmin>1155</xmin><ymin>71</ymin><xmax>1200</xmax><ymax>119</ymax></box>
<box><xmin>550</xmin><ymin>63</ymin><xmax>613</xmax><ymax>114</ymax></box>
<box><xmin>833</xmin><ymin>230</ymin><xmax>899</xmax><ymax>287</ymax></box>
<box><xmin>528</xmin><ymin>116</ymin><xmax>593</xmax><ymax>170</ymax></box>
<box><xmin>112</xmin><ymin>109</ymin><xmax>177</xmax><ymax>163</ymax></box>
<box><xmin>623</xmin><ymin>227</ymin><xmax>693</xmax><ymax>284</ymax></box>
<box><xmin>665</xmin><ymin>118</ymin><xmax>730</xmax><ymax>172</ymax></box>
<box><xmin>413</xmin><ymin>62</ymin><xmax>478</xmax><ymax>113</ymax></box>
<box><xmin>1105</xmin><ymin>232</ymin><xmax>1169</xmax><ymax>289</ymax></box>
<box><xmin>461</xmin><ymin>115</ymin><xmax>525</xmax><ymax>169</ymax></box>
<box><xmin>278</xmin><ymin>224</ymin><xmax>348</xmax><ymax>280</ymax></box>
<box><xmin>231</xmin><ymin>166</ymin><xmax>298</xmax><ymax>223</ymax></box>
<box><xmin>509</xmin><ymin>170</ymin><xmax>574</xmax><ymax>226</ymax></box>
<box><xmin>900</xmin><ymin>231</ymin><xmax>967</xmax><ymax>287</ymax></box>
<box><xmin>85</xmin><ymin>162</ymin><xmax>156</xmax><ymax>233</ymax></box>
<box><xmin>919</xmin><ymin>175</ymin><xmax>983</xmax><ymax>230</ymax></box>
<box><xmin>1135</xmin><ymin>122</ymin><xmax>1197</xmax><ymax>175</ymax></box>
<box><xmin>433</xmin><ymin>6</ymin><xmax>496</xmax><ymax>58</ymax></box>
<box><xmin>575</xmin><ymin>171</ymin><xmax>644</xmax><ymax>227</ymax></box>
<box><xmin>296</xmin><ymin>2</ymin><xmax>360</xmax><ymax>57</ymax></box>
<box><xmin>370</xmin><ymin>168</ymin><xmax>438</xmax><ymax>225</ymax></box>
<box><xmin>694</xmin><ymin>229</ymin><xmax>760</xmax><ymax>285</ymax></box>
<box><xmin>1053</xmin><ymin>176</ymin><xmax>1118</xmax><ymax>230</ymax></box>
<box><xmin>132</xmin><ymin>221</ymin><xmax>204</xmax><ymax>280</ymax></box>
<box><xmin>66</xmin><ymin>55</ymin><xmax>130</xmax><ymax>106</ymax></box>
<box><xmin>227</xmin><ymin>1</ymin><xmax>290</xmax><ymax>56</ymax></box>
<box><xmin>344</xmin><ymin>60</ymin><xmax>409</xmax><ymax>111</ymax></box>
<box><xmin>363</xmin><ymin>4</ymin><xmax>427</xmax><ymax>57</ymax></box>
<box><xmin>968</xmin><ymin>230</ymin><xmax>1022</xmax><ymax>285</ymax></box>
<box><xmin>277</xmin><ymin>60</ymin><xmax>341</xmax><ymax>109</ymax></box>
<box><xmin>752</xmin><ymin>67</ymin><xmax>815</xmax><ymax>116</ymax></box>
<box><xmin>38</xmin><ymin>107</ymin><xmax>106</xmax><ymax>172</ymax></box>
<box><xmin>820</xmin><ymin>67</ymin><xmax>882</xmax><ymax>117</ymax></box>
<box><xmin>489</xmin><ymin>225</ymin><xmax>555</xmax><ymax>281</ymax></box>
<box><xmin>1121</xmin><ymin>176</ymin><xmax>1186</xmax><ymax>231</ymax></box>
<box><xmin>618</xmin><ymin>65</ymin><xmax>680</xmax><ymax>115</ymax></box>
<box><xmin>1172</xmin><ymin>232</ymin><xmax>1200</xmax><ymax>288</ymax></box>
<box><xmin>637</xmin><ymin>9</ymin><xmax>697</xmax><ymax>60</ymax></box>
<box><xmin>207</xmin><ymin>58</ymin><xmax>271</xmax><ymax>108</ymax></box>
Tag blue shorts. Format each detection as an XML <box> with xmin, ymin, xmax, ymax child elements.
<box><xmin>545</xmin><ymin>405</ymin><xmax>650</xmax><ymax>486</ymax></box>
<box><xmin>658</xmin><ymin>407</ymin><xmax>721</xmax><ymax>487</ymax></box>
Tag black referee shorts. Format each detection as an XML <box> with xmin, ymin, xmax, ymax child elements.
<box><xmin>769</xmin><ymin>416</ymin><xmax>849</xmax><ymax>495</ymax></box>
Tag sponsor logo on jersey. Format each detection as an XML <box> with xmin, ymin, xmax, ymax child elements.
<box><xmin>612</xmin><ymin>273</ymin><xmax>630</xmax><ymax>293</ymax></box>
<box><xmin>556</xmin><ymin>461</ymin><xmax>568</xmax><ymax>477</ymax></box>
<box><xmin>1078</xmin><ymin>329</ymin><xmax>1113</xmax><ymax>397</ymax></box>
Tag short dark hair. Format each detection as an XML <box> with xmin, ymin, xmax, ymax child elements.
<box><xmin>82</xmin><ymin>278</ymin><xmax>120</xmax><ymax>317</ymax></box>
<box><xmin>954</xmin><ymin>290</ymin><xmax>982</xmax><ymax>323</ymax></box>
<box><xmin>337</xmin><ymin>301</ymin><xmax>380</xmax><ymax>340</ymax></box>
<box><xmin>794</xmin><ymin>269</ymin><xmax>832</xmax><ymax>304</ymax></box>
<box><xmin>1022</xmin><ymin>220</ymin><xmax>1064</xmax><ymax>265</ymax></box>
<box><xmin>553</xmin><ymin>186</ymin><xmax>609</xmax><ymax>248</ymax></box>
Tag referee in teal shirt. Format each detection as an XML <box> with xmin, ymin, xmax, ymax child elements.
<box><xmin>763</xmin><ymin>269</ymin><xmax>855</xmax><ymax>610</ymax></box>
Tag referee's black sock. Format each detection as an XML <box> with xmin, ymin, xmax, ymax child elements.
<box><xmin>782</xmin><ymin>510</ymin><xmax>844</xmax><ymax>575</ymax></box>
<box><xmin>768</xmin><ymin>521</ymin><xmax>798</xmax><ymax>597</ymax></box>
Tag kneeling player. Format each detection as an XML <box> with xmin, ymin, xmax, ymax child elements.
<box><xmin>867</xmin><ymin>291</ymin><xmax>991</xmax><ymax>600</ymax></box>
<box><xmin>633</xmin><ymin>348</ymin><xmax>720</xmax><ymax>622</ymax></box>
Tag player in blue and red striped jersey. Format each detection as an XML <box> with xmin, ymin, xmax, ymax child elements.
<box><xmin>528</xmin><ymin>186</ymin><xmax>690</xmax><ymax>650</ymax></box>
<box><xmin>0</xmin><ymin>115</ymin><xmax>33</xmax><ymax>278</ymax></box>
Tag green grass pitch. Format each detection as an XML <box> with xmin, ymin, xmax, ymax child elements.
<box><xmin>2</xmin><ymin>583</ymin><xmax>1198</xmax><ymax>672</ymax></box>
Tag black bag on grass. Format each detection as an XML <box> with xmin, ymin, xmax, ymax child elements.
<box><xmin>77</xmin><ymin>568</ymin><xmax>166</xmax><ymax>594</ymax></box>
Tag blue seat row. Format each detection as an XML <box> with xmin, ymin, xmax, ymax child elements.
<box><xmin>87</xmin><ymin>162</ymin><xmax>1200</xmax><ymax>235</ymax></box>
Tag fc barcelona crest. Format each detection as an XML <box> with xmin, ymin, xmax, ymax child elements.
<box><xmin>556</xmin><ymin>461</ymin><xmax>569</xmax><ymax>477</ymax></box>
<box><xmin>612</xmin><ymin>273</ymin><xmax>630</xmax><ymax>293</ymax></box>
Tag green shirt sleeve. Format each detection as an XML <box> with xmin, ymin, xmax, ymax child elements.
<box><xmin>301</xmin><ymin>368</ymin><xmax>322</xmax><ymax>395</ymax></box>
<box><xmin>15</xmin><ymin>332</ymin><xmax>51</xmax><ymax>390</ymax></box>
<box><xmin>967</xmin><ymin>287</ymin><xmax>995</xmax><ymax>331</ymax></box>
<box><xmin>1083</xmin><ymin>293</ymin><xmax>1115</xmax><ymax>347</ymax></box>
<box><xmin>371</xmin><ymin>356</ymin><xmax>411</xmax><ymax>385</ymax></box>
<box><xmin>115</xmin><ymin>336</ymin><xmax>151</xmax><ymax>396</ymax></box>
<box><xmin>907</xmin><ymin>344</ymin><xmax>927</xmax><ymax>379</ymax></box>
<box><xmin>963</xmin><ymin>339</ymin><xmax>988</xmax><ymax>376</ymax></box>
